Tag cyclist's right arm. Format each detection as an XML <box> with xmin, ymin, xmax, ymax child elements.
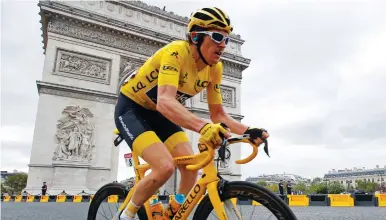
<box><xmin>155</xmin><ymin>46</ymin><xmax>229</xmax><ymax>144</ymax></box>
<box><xmin>157</xmin><ymin>85</ymin><xmax>229</xmax><ymax>146</ymax></box>
<box><xmin>157</xmin><ymin>84</ymin><xmax>207</xmax><ymax>133</ymax></box>
<box><xmin>155</xmin><ymin>45</ymin><xmax>207</xmax><ymax>133</ymax></box>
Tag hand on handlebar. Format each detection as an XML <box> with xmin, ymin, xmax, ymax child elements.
<box><xmin>244</xmin><ymin>127</ymin><xmax>269</xmax><ymax>146</ymax></box>
<box><xmin>244</xmin><ymin>127</ymin><xmax>270</xmax><ymax>157</ymax></box>
<box><xmin>199</xmin><ymin>123</ymin><xmax>230</xmax><ymax>149</ymax></box>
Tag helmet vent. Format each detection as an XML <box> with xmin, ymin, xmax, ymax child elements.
<box><xmin>193</xmin><ymin>12</ymin><xmax>213</xmax><ymax>21</ymax></box>
<box><xmin>209</xmin><ymin>21</ymin><xmax>226</xmax><ymax>28</ymax></box>
<box><xmin>202</xmin><ymin>8</ymin><xmax>224</xmax><ymax>22</ymax></box>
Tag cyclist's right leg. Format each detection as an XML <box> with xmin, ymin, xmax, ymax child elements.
<box><xmin>114</xmin><ymin>93</ymin><xmax>175</xmax><ymax>219</ymax></box>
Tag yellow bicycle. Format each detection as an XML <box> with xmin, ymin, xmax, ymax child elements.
<box><xmin>87</xmin><ymin>129</ymin><xmax>297</xmax><ymax>220</ymax></box>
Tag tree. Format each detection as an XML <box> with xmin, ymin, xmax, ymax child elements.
<box><xmin>1</xmin><ymin>183</ymin><xmax>7</xmax><ymax>194</ymax></box>
<box><xmin>328</xmin><ymin>182</ymin><xmax>345</xmax><ymax>194</ymax></box>
<box><xmin>293</xmin><ymin>183</ymin><xmax>308</xmax><ymax>194</ymax></box>
<box><xmin>309</xmin><ymin>182</ymin><xmax>328</xmax><ymax>194</ymax></box>
<box><xmin>356</xmin><ymin>180</ymin><xmax>378</xmax><ymax>193</ymax></box>
<box><xmin>312</xmin><ymin>177</ymin><xmax>323</xmax><ymax>184</ymax></box>
<box><xmin>256</xmin><ymin>181</ymin><xmax>267</xmax><ymax>187</ymax></box>
<box><xmin>267</xmin><ymin>184</ymin><xmax>279</xmax><ymax>193</ymax></box>
<box><xmin>3</xmin><ymin>173</ymin><xmax>28</xmax><ymax>195</ymax></box>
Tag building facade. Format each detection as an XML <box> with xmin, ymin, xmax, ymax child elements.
<box><xmin>323</xmin><ymin>165</ymin><xmax>386</xmax><ymax>189</ymax></box>
<box><xmin>246</xmin><ymin>173</ymin><xmax>311</xmax><ymax>185</ymax></box>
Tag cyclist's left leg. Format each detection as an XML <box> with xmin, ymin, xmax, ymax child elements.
<box><xmin>145</xmin><ymin>112</ymin><xmax>197</xmax><ymax>196</ymax></box>
<box><xmin>165</xmin><ymin>135</ymin><xmax>197</xmax><ymax>196</ymax></box>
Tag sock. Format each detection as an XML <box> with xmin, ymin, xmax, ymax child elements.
<box><xmin>120</xmin><ymin>200</ymin><xmax>140</xmax><ymax>220</ymax></box>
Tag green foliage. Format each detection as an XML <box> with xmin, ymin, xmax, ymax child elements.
<box><xmin>1</xmin><ymin>183</ymin><xmax>7</xmax><ymax>194</ymax></box>
<box><xmin>293</xmin><ymin>183</ymin><xmax>308</xmax><ymax>194</ymax></box>
<box><xmin>3</xmin><ymin>173</ymin><xmax>28</xmax><ymax>195</ymax></box>
<box><xmin>256</xmin><ymin>181</ymin><xmax>267</xmax><ymax>187</ymax></box>
<box><xmin>312</xmin><ymin>177</ymin><xmax>323</xmax><ymax>184</ymax></box>
<box><xmin>328</xmin><ymin>182</ymin><xmax>345</xmax><ymax>194</ymax></box>
<box><xmin>308</xmin><ymin>182</ymin><xmax>328</xmax><ymax>194</ymax></box>
<box><xmin>356</xmin><ymin>180</ymin><xmax>378</xmax><ymax>193</ymax></box>
<box><xmin>266</xmin><ymin>184</ymin><xmax>279</xmax><ymax>193</ymax></box>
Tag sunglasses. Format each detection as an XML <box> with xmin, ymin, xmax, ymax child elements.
<box><xmin>195</xmin><ymin>31</ymin><xmax>230</xmax><ymax>45</ymax></box>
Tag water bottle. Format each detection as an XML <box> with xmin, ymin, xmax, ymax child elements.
<box><xmin>150</xmin><ymin>198</ymin><xmax>165</xmax><ymax>220</ymax></box>
<box><xmin>164</xmin><ymin>194</ymin><xmax>185</xmax><ymax>218</ymax></box>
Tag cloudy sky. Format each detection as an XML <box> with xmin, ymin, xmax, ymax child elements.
<box><xmin>1</xmin><ymin>0</ymin><xmax>386</xmax><ymax>182</ymax></box>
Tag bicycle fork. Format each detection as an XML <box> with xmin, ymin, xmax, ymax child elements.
<box><xmin>208</xmin><ymin>179</ymin><xmax>242</xmax><ymax>220</ymax></box>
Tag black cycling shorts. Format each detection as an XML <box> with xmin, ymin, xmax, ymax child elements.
<box><xmin>114</xmin><ymin>93</ymin><xmax>189</xmax><ymax>156</ymax></box>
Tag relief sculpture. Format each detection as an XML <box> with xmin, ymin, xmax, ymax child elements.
<box><xmin>54</xmin><ymin>49</ymin><xmax>111</xmax><ymax>84</ymax></box>
<box><xmin>58</xmin><ymin>53</ymin><xmax>107</xmax><ymax>80</ymax></box>
<box><xmin>53</xmin><ymin>105</ymin><xmax>95</xmax><ymax>162</ymax></box>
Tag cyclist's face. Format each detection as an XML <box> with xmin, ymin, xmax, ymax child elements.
<box><xmin>201</xmin><ymin>28</ymin><xmax>228</xmax><ymax>65</ymax></box>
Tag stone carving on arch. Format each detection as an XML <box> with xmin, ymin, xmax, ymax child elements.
<box><xmin>200</xmin><ymin>85</ymin><xmax>236</xmax><ymax>108</ymax></box>
<box><xmin>53</xmin><ymin>48</ymin><xmax>112</xmax><ymax>84</ymax></box>
<box><xmin>53</xmin><ymin>105</ymin><xmax>95</xmax><ymax>163</ymax></box>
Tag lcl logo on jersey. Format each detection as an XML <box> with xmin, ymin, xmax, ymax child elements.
<box><xmin>194</xmin><ymin>79</ymin><xmax>209</xmax><ymax>92</ymax></box>
<box><xmin>146</xmin><ymin>69</ymin><xmax>159</xmax><ymax>83</ymax></box>
<box><xmin>132</xmin><ymin>81</ymin><xmax>146</xmax><ymax>93</ymax></box>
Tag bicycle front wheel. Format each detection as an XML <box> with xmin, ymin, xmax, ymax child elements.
<box><xmin>87</xmin><ymin>182</ymin><xmax>147</xmax><ymax>220</ymax></box>
<box><xmin>193</xmin><ymin>181</ymin><xmax>297</xmax><ymax>220</ymax></box>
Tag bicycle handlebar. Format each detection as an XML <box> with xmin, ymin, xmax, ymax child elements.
<box><xmin>185</xmin><ymin>147</ymin><xmax>215</xmax><ymax>171</ymax></box>
<box><xmin>186</xmin><ymin>134</ymin><xmax>267</xmax><ymax>171</ymax></box>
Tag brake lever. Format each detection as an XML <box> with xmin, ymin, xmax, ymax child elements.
<box><xmin>218</xmin><ymin>143</ymin><xmax>226</xmax><ymax>162</ymax></box>
<box><xmin>218</xmin><ymin>122</ymin><xmax>229</xmax><ymax>162</ymax></box>
<box><xmin>263</xmin><ymin>139</ymin><xmax>270</xmax><ymax>157</ymax></box>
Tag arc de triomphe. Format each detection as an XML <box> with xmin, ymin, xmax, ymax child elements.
<box><xmin>24</xmin><ymin>0</ymin><xmax>251</xmax><ymax>195</ymax></box>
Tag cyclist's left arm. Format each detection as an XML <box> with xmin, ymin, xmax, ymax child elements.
<box><xmin>207</xmin><ymin>63</ymin><xmax>248</xmax><ymax>135</ymax></box>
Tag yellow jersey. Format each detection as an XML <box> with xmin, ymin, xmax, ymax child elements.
<box><xmin>120</xmin><ymin>40</ymin><xmax>223</xmax><ymax>110</ymax></box>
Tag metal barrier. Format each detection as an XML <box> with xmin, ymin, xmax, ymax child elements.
<box><xmin>328</xmin><ymin>194</ymin><xmax>354</xmax><ymax>207</ymax></box>
<box><xmin>14</xmin><ymin>195</ymin><xmax>23</xmax><ymax>202</ymax></box>
<box><xmin>287</xmin><ymin>195</ymin><xmax>309</xmax><ymax>206</ymax></box>
<box><xmin>107</xmin><ymin>195</ymin><xmax>118</xmax><ymax>203</ymax></box>
<box><xmin>375</xmin><ymin>194</ymin><xmax>386</xmax><ymax>207</ymax></box>
<box><xmin>40</xmin><ymin>195</ymin><xmax>49</xmax><ymax>202</ymax></box>
<box><xmin>81</xmin><ymin>195</ymin><xmax>90</xmax><ymax>203</ymax></box>
<box><xmin>3</xmin><ymin>196</ymin><xmax>11</xmax><ymax>202</ymax></box>
<box><xmin>3</xmin><ymin>193</ymin><xmax>386</xmax><ymax>207</ymax></box>
<box><xmin>354</xmin><ymin>194</ymin><xmax>376</xmax><ymax>206</ymax></box>
<box><xmin>73</xmin><ymin>195</ymin><xmax>82</xmax><ymax>203</ymax></box>
<box><xmin>308</xmin><ymin>194</ymin><xmax>329</xmax><ymax>206</ymax></box>
<box><xmin>56</xmin><ymin>195</ymin><xmax>66</xmax><ymax>203</ymax></box>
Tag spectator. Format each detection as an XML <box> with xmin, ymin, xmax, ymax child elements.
<box><xmin>287</xmin><ymin>181</ymin><xmax>292</xmax><ymax>195</ymax></box>
<box><xmin>41</xmin><ymin>182</ymin><xmax>47</xmax><ymax>195</ymax></box>
<box><xmin>278</xmin><ymin>180</ymin><xmax>284</xmax><ymax>195</ymax></box>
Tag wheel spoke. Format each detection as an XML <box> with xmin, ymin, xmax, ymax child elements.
<box><xmin>107</xmin><ymin>203</ymin><xmax>113</xmax><ymax>218</ymax></box>
<box><xmin>97</xmin><ymin>206</ymin><xmax>109</xmax><ymax>220</ymax></box>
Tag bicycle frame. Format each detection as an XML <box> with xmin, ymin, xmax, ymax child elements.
<box><xmin>116</xmin><ymin>134</ymin><xmax>258</xmax><ymax>220</ymax></box>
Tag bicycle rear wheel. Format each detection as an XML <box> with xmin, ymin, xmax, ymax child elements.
<box><xmin>193</xmin><ymin>181</ymin><xmax>297</xmax><ymax>220</ymax></box>
<box><xmin>87</xmin><ymin>182</ymin><xmax>147</xmax><ymax>220</ymax></box>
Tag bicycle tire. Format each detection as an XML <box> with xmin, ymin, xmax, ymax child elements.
<box><xmin>193</xmin><ymin>181</ymin><xmax>297</xmax><ymax>220</ymax></box>
<box><xmin>87</xmin><ymin>182</ymin><xmax>147</xmax><ymax>220</ymax></box>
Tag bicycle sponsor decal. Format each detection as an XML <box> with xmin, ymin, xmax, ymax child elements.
<box><xmin>174</xmin><ymin>184</ymin><xmax>201</xmax><ymax>220</ymax></box>
<box><xmin>162</xmin><ymin>65</ymin><xmax>178</xmax><ymax>72</ymax></box>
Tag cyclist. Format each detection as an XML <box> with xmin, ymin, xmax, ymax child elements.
<box><xmin>115</xmin><ymin>7</ymin><xmax>269</xmax><ymax>220</ymax></box>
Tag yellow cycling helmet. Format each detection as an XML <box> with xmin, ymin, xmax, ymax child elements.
<box><xmin>188</xmin><ymin>7</ymin><xmax>233</xmax><ymax>34</ymax></box>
